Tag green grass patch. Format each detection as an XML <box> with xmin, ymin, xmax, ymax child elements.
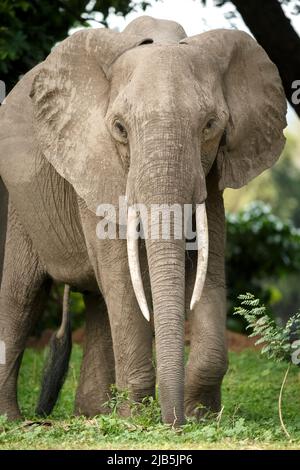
<box><xmin>0</xmin><ymin>346</ymin><xmax>300</xmax><ymax>449</ymax></box>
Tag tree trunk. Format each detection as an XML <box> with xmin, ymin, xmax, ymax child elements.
<box><xmin>231</xmin><ymin>0</ymin><xmax>300</xmax><ymax>117</ymax></box>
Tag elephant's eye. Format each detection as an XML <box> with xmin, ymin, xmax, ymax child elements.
<box><xmin>205</xmin><ymin>118</ymin><xmax>215</xmax><ymax>130</ymax></box>
<box><xmin>114</xmin><ymin>120</ymin><xmax>128</xmax><ymax>142</ymax></box>
<box><xmin>202</xmin><ymin>118</ymin><xmax>216</xmax><ymax>141</ymax></box>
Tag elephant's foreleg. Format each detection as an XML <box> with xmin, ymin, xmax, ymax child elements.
<box><xmin>185</xmin><ymin>167</ymin><xmax>228</xmax><ymax>419</ymax></box>
<box><xmin>185</xmin><ymin>286</ymin><xmax>228</xmax><ymax>419</ymax></box>
<box><xmin>78</xmin><ymin>206</ymin><xmax>155</xmax><ymax>416</ymax></box>
<box><xmin>74</xmin><ymin>293</ymin><xmax>115</xmax><ymax>416</ymax></box>
<box><xmin>0</xmin><ymin>205</ymin><xmax>49</xmax><ymax>419</ymax></box>
<box><xmin>100</xmin><ymin>241</ymin><xmax>155</xmax><ymax>416</ymax></box>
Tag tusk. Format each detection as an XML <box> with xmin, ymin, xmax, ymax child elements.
<box><xmin>127</xmin><ymin>206</ymin><xmax>150</xmax><ymax>321</ymax></box>
<box><xmin>190</xmin><ymin>203</ymin><xmax>209</xmax><ymax>311</ymax></box>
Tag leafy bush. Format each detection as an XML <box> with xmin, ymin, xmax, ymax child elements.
<box><xmin>235</xmin><ymin>293</ymin><xmax>300</xmax><ymax>362</ymax></box>
<box><xmin>235</xmin><ymin>293</ymin><xmax>300</xmax><ymax>438</ymax></box>
<box><xmin>226</xmin><ymin>201</ymin><xmax>300</xmax><ymax>332</ymax></box>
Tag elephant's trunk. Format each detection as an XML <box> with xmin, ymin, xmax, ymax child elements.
<box><xmin>127</xmin><ymin>204</ymin><xmax>208</xmax><ymax>424</ymax></box>
<box><xmin>126</xmin><ymin>122</ymin><xmax>208</xmax><ymax>424</ymax></box>
<box><xmin>146</xmin><ymin>235</ymin><xmax>186</xmax><ymax>425</ymax></box>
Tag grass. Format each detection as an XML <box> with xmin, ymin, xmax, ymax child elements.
<box><xmin>0</xmin><ymin>346</ymin><xmax>300</xmax><ymax>449</ymax></box>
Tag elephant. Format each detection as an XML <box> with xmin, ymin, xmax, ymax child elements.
<box><xmin>0</xmin><ymin>15</ymin><xmax>286</xmax><ymax>425</ymax></box>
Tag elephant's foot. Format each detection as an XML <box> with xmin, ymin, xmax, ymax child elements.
<box><xmin>74</xmin><ymin>390</ymin><xmax>112</xmax><ymax>417</ymax></box>
<box><xmin>0</xmin><ymin>358</ymin><xmax>24</xmax><ymax>421</ymax></box>
<box><xmin>5</xmin><ymin>410</ymin><xmax>23</xmax><ymax>421</ymax></box>
<box><xmin>185</xmin><ymin>384</ymin><xmax>222</xmax><ymax>420</ymax></box>
<box><xmin>0</xmin><ymin>402</ymin><xmax>23</xmax><ymax>421</ymax></box>
<box><xmin>116</xmin><ymin>384</ymin><xmax>156</xmax><ymax>418</ymax></box>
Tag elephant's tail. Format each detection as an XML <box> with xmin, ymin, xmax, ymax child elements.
<box><xmin>0</xmin><ymin>177</ymin><xmax>8</xmax><ymax>288</ymax></box>
<box><xmin>36</xmin><ymin>285</ymin><xmax>72</xmax><ymax>416</ymax></box>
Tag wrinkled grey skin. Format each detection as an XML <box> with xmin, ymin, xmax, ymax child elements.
<box><xmin>0</xmin><ymin>16</ymin><xmax>286</xmax><ymax>424</ymax></box>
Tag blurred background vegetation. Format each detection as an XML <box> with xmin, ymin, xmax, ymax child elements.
<box><xmin>225</xmin><ymin>133</ymin><xmax>300</xmax><ymax>331</ymax></box>
<box><xmin>1</xmin><ymin>0</ymin><xmax>300</xmax><ymax>334</ymax></box>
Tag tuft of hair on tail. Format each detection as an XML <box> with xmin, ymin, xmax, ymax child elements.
<box><xmin>36</xmin><ymin>284</ymin><xmax>72</xmax><ymax>416</ymax></box>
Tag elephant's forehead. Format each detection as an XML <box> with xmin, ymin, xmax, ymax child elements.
<box><xmin>113</xmin><ymin>45</ymin><xmax>216</xmax><ymax>114</ymax></box>
<box><xmin>114</xmin><ymin>44</ymin><xmax>216</xmax><ymax>97</ymax></box>
<box><xmin>121</xmin><ymin>44</ymin><xmax>193</xmax><ymax>76</ymax></box>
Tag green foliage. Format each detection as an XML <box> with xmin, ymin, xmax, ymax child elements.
<box><xmin>226</xmin><ymin>201</ymin><xmax>300</xmax><ymax>282</ymax></box>
<box><xmin>226</xmin><ymin>201</ymin><xmax>300</xmax><ymax>331</ymax></box>
<box><xmin>225</xmin><ymin>134</ymin><xmax>300</xmax><ymax>328</ymax></box>
<box><xmin>270</xmin><ymin>138</ymin><xmax>300</xmax><ymax>228</ymax></box>
<box><xmin>34</xmin><ymin>285</ymin><xmax>85</xmax><ymax>334</ymax></box>
<box><xmin>235</xmin><ymin>293</ymin><xmax>300</xmax><ymax>362</ymax></box>
<box><xmin>1</xmin><ymin>346</ymin><xmax>300</xmax><ymax>449</ymax></box>
<box><xmin>225</xmin><ymin>135</ymin><xmax>300</xmax><ymax>226</ymax></box>
<box><xmin>105</xmin><ymin>385</ymin><xmax>130</xmax><ymax>415</ymax></box>
<box><xmin>105</xmin><ymin>388</ymin><xmax>162</xmax><ymax>426</ymax></box>
<box><xmin>0</xmin><ymin>0</ymin><xmax>151</xmax><ymax>92</ymax></box>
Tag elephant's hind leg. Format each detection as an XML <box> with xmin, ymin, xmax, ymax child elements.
<box><xmin>0</xmin><ymin>205</ymin><xmax>49</xmax><ymax>419</ymax></box>
<box><xmin>74</xmin><ymin>293</ymin><xmax>115</xmax><ymax>416</ymax></box>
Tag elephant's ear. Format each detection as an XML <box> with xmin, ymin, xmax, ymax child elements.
<box><xmin>30</xmin><ymin>28</ymin><xmax>153</xmax><ymax>213</ymax></box>
<box><xmin>181</xmin><ymin>30</ymin><xmax>287</xmax><ymax>190</ymax></box>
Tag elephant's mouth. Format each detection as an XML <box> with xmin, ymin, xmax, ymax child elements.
<box><xmin>126</xmin><ymin>202</ymin><xmax>209</xmax><ymax>321</ymax></box>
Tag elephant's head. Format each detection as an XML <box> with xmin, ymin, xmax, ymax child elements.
<box><xmin>30</xmin><ymin>16</ymin><xmax>287</xmax><ymax>424</ymax></box>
